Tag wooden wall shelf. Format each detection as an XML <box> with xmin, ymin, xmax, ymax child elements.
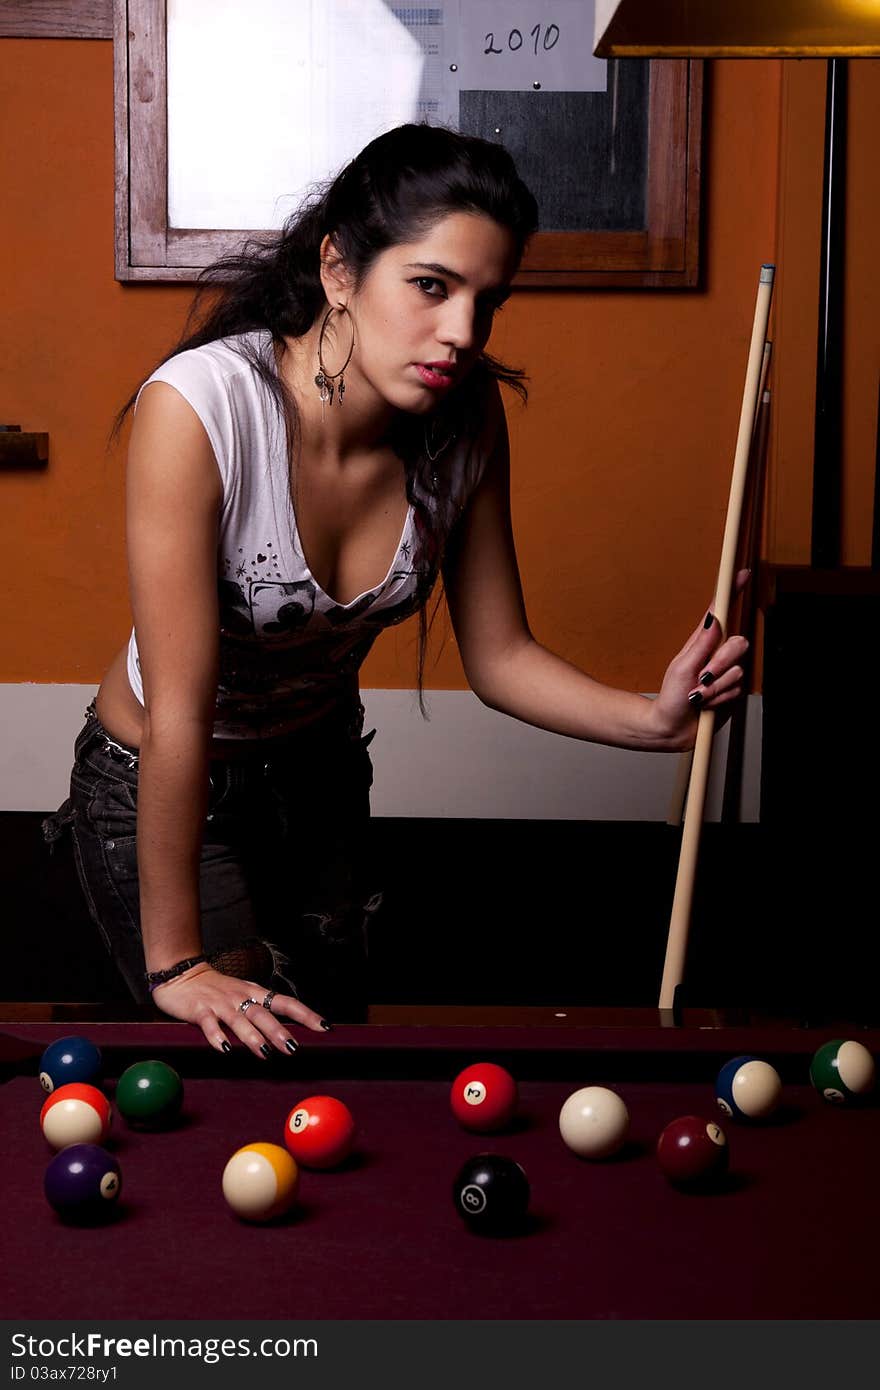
<box><xmin>0</xmin><ymin>430</ymin><xmax>49</xmax><ymax>469</ymax></box>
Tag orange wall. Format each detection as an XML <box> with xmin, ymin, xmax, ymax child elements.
<box><xmin>1</xmin><ymin>42</ymin><xmax>877</xmax><ymax>691</ymax></box>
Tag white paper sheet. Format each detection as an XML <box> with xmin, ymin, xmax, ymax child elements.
<box><xmin>452</xmin><ymin>0</ymin><xmax>606</xmax><ymax>93</ymax></box>
<box><xmin>168</xmin><ymin>0</ymin><xmax>434</xmax><ymax>230</ymax></box>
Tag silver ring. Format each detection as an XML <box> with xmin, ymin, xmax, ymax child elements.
<box><xmin>239</xmin><ymin>997</ymin><xmax>259</xmax><ymax>1015</ymax></box>
<box><xmin>262</xmin><ymin>990</ymin><xmax>277</xmax><ymax>1011</ymax></box>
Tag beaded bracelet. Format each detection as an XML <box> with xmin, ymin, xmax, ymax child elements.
<box><xmin>145</xmin><ymin>955</ymin><xmax>208</xmax><ymax>992</ymax></box>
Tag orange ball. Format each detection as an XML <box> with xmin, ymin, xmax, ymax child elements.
<box><xmin>222</xmin><ymin>1142</ymin><xmax>300</xmax><ymax>1222</ymax></box>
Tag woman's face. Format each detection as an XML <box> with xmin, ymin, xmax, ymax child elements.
<box><xmin>328</xmin><ymin>211</ymin><xmax>518</xmax><ymax>415</ymax></box>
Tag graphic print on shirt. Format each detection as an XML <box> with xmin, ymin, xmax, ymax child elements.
<box><xmin>223</xmin><ymin>540</ymin><xmax>284</xmax><ymax>583</ymax></box>
<box><xmin>252</xmin><ymin>580</ymin><xmax>318</xmax><ymax>635</ymax></box>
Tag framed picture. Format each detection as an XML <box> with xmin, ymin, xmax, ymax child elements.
<box><xmin>115</xmin><ymin>0</ymin><xmax>703</xmax><ymax>287</ymax></box>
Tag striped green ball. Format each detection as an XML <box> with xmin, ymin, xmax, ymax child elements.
<box><xmin>809</xmin><ymin>1039</ymin><xmax>875</xmax><ymax>1105</ymax></box>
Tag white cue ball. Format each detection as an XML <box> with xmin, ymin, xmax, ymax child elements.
<box><xmin>559</xmin><ymin>1086</ymin><xmax>630</xmax><ymax>1160</ymax></box>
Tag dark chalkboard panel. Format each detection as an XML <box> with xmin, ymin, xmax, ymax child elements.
<box><xmin>460</xmin><ymin>60</ymin><xmax>649</xmax><ymax>233</ymax></box>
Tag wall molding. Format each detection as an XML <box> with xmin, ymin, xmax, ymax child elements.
<box><xmin>0</xmin><ymin>684</ymin><xmax>762</xmax><ymax>820</ymax></box>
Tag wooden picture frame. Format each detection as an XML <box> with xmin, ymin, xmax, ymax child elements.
<box><xmin>0</xmin><ymin>0</ymin><xmax>111</xmax><ymax>39</ymax></box>
<box><xmin>114</xmin><ymin>0</ymin><xmax>703</xmax><ymax>288</ymax></box>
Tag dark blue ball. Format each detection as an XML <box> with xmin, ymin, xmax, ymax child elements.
<box><xmin>39</xmin><ymin>1036</ymin><xmax>103</xmax><ymax>1095</ymax></box>
<box><xmin>44</xmin><ymin>1144</ymin><xmax>122</xmax><ymax>1223</ymax></box>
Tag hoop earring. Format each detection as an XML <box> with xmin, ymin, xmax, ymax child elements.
<box><xmin>315</xmin><ymin>304</ymin><xmax>355</xmax><ymax>418</ymax></box>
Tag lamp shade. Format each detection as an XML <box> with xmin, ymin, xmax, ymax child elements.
<box><xmin>594</xmin><ymin>1</ymin><xmax>880</xmax><ymax>57</ymax></box>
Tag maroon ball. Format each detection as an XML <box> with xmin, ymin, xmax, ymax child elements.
<box><xmin>656</xmin><ymin>1115</ymin><xmax>729</xmax><ymax>1186</ymax></box>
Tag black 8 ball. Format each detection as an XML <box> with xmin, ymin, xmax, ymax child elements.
<box><xmin>452</xmin><ymin>1153</ymin><xmax>530</xmax><ymax>1233</ymax></box>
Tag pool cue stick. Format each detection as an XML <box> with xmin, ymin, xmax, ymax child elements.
<box><xmin>665</xmin><ymin>338</ymin><xmax>774</xmax><ymax>828</ymax></box>
<box><xmin>721</xmin><ymin>380</ymin><xmax>772</xmax><ymax>824</ymax></box>
<box><xmin>659</xmin><ymin>265</ymin><xmax>775</xmax><ymax>1012</ymax></box>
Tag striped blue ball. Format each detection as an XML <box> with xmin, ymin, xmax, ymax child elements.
<box><xmin>715</xmin><ymin>1055</ymin><xmax>782</xmax><ymax>1121</ymax></box>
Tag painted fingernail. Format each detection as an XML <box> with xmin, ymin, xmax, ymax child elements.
<box><xmin>688</xmin><ymin>691</ymin><xmax>704</xmax><ymax>707</ymax></box>
<box><xmin>221</xmin><ymin>1041</ymin><xmax>232</xmax><ymax>1054</ymax></box>
<box><xmin>700</xmin><ymin>671</ymin><xmax>716</xmax><ymax>686</ymax></box>
<box><xmin>320</xmin><ymin>1019</ymin><xmax>334</xmax><ymax>1031</ymax></box>
<box><xmin>259</xmin><ymin>1043</ymin><xmax>272</xmax><ymax>1058</ymax></box>
<box><xmin>285</xmin><ymin>1039</ymin><xmax>299</xmax><ymax>1054</ymax></box>
<box><xmin>704</xmin><ymin>612</ymin><xmax>714</xmax><ymax>629</ymax></box>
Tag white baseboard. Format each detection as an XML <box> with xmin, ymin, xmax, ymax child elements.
<box><xmin>0</xmin><ymin>684</ymin><xmax>762</xmax><ymax>821</ymax></box>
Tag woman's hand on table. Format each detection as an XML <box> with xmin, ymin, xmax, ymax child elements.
<box><xmin>150</xmin><ymin>965</ymin><xmax>330</xmax><ymax>1056</ymax></box>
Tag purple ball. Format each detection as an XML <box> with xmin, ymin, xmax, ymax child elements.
<box><xmin>44</xmin><ymin>1143</ymin><xmax>122</xmax><ymax>1223</ymax></box>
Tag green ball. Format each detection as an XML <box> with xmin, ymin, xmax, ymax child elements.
<box><xmin>809</xmin><ymin>1039</ymin><xmax>875</xmax><ymax>1105</ymax></box>
<box><xmin>116</xmin><ymin>1060</ymin><xmax>183</xmax><ymax>1128</ymax></box>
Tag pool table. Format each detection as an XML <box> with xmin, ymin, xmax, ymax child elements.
<box><xmin>2</xmin><ymin>1006</ymin><xmax>878</xmax><ymax>1320</ymax></box>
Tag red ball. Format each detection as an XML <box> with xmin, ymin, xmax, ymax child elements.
<box><xmin>40</xmin><ymin>1082</ymin><xmax>112</xmax><ymax>1151</ymax></box>
<box><xmin>283</xmin><ymin>1095</ymin><xmax>356</xmax><ymax>1170</ymax></box>
<box><xmin>657</xmin><ymin>1115</ymin><xmax>729</xmax><ymax>1186</ymax></box>
<box><xmin>450</xmin><ymin>1062</ymin><xmax>518</xmax><ymax>1133</ymax></box>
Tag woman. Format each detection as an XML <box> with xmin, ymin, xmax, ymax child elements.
<box><xmin>45</xmin><ymin>124</ymin><xmax>747</xmax><ymax>1057</ymax></box>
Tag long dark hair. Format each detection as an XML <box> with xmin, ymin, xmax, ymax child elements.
<box><xmin>118</xmin><ymin>123</ymin><xmax>539</xmax><ymax>708</ymax></box>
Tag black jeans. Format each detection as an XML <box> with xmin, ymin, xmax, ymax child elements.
<box><xmin>42</xmin><ymin>702</ymin><xmax>382</xmax><ymax>1022</ymax></box>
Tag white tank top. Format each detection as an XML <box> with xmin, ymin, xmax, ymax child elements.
<box><xmin>127</xmin><ymin>331</ymin><xmax>496</xmax><ymax>739</ymax></box>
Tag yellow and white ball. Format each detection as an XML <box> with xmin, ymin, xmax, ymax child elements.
<box><xmin>222</xmin><ymin>1142</ymin><xmax>300</xmax><ymax>1222</ymax></box>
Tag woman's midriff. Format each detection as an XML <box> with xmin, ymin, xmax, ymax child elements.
<box><xmin>94</xmin><ymin>645</ymin><xmax>146</xmax><ymax>748</ymax></box>
<box><xmin>94</xmin><ymin>644</ymin><xmax>355</xmax><ymax>762</ymax></box>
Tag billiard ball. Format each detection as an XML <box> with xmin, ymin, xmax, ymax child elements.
<box><xmin>283</xmin><ymin>1095</ymin><xmax>356</xmax><ymax>1169</ymax></box>
<box><xmin>715</xmin><ymin>1055</ymin><xmax>782</xmax><ymax>1122</ymax></box>
<box><xmin>39</xmin><ymin>1035</ymin><xmax>102</xmax><ymax>1094</ymax></box>
<box><xmin>810</xmin><ymin>1039</ymin><xmax>875</xmax><ymax>1105</ymax></box>
<box><xmin>450</xmin><ymin>1062</ymin><xmax>518</xmax><ymax>1133</ymax></box>
<box><xmin>40</xmin><ymin>1082</ymin><xmax>112</xmax><ymax>1150</ymax></box>
<box><xmin>656</xmin><ymin>1115</ymin><xmax>729</xmax><ymax>1187</ymax></box>
<box><xmin>115</xmin><ymin>1059</ymin><xmax>183</xmax><ymax>1129</ymax></box>
<box><xmin>452</xmin><ymin>1153</ymin><xmax>530</xmax><ymax>1233</ymax></box>
<box><xmin>44</xmin><ymin>1143</ymin><xmax>122</xmax><ymax>1223</ymax></box>
<box><xmin>558</xmin><ymin>1086</ymin><xmax>630</xmax><ymax>1159</ymax></box>
<box><xmin>222</xmin><ymin>1143</ymin><xmax>300</xmax><ymax>1223</ymax></box>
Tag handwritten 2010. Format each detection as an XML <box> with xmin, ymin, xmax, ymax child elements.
<box><xmin>484</xmin><ymin>23</ymin><xmax>561</xmax><ymax>57</ymax></box>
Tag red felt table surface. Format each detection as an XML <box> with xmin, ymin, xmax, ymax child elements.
<box><xmin>2</xmin><ymin>1017</ymin><xmax>879</xmax><ymax>1320</ymax></box>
